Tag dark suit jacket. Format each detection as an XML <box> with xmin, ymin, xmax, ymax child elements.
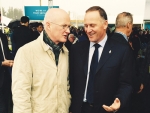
<box><xmin>0</xmin><ymin>31</ymin><xmax>12</xmax><ymax>88</ymax></box>
<box><xmin>111</xmin><ymin>33</ymin><xmax>141</xmax><ymax>93</ymax></box>
<box><xmin>11</xmin><ymin>25</ymin><xmax>34</xmax><ymax>57</ymax></box>
<box><xmin>65</xmin><ymin>39</ymin><xmax>73</xmax><ymax>52</ymax></box>
<box><xmin>33</xmin><ymin>30</ymin><xmax>40</xmax><ymax>40</ymax></box>
<box><xmin>131</xmin><ymin>36</ymin><xmax>141</xmax><ymax>58</ymax></box>
<box><xmin>69</xmin><ymin>37</ymin><xmax>133</xmax><ymax>113</ymax></box>
<box><xmin>111</xmin><ymin>33</ymin><xmax>128</xmax><ymax>45</ymax></box>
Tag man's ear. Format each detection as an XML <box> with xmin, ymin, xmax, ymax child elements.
<box><xmin>46</xmin><ymin>22</ymin><xmax>51</xmax><ymax>30</ymax></box>
<box><xmin>126</xmin><ymin>22</ymin><xmax>130</xmax><ymax>29</ymax></box>
<box><xmin>103</xmin><ymin>20</ymin><xmax>108</xmax><ymax>30</ymax></box>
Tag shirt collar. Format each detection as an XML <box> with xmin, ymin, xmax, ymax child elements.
<box><xmin>115</xmin><ymin>31</ymin><xmax>128</xmax><ymax>41</ymax></box>
<box><xmin>43</xmin><ymin>30</ymin><xmax>63</xmax><ymax>52</ymax></box>
<box><xmin>90</xmin><ymin>34</ymin><xmax>108</xmax><ymax>48</ymax></box>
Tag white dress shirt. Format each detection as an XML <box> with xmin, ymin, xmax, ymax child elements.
<box><xmin>83</xmin><ymin>35</ymin><xmax>108</xmax><ymax>102</ymax></box>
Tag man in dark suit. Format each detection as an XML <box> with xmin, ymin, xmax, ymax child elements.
<box><xmin>111</xmin><ymin>12</ymin><xmax>144</xmax><ymax>113</ymax></box>
<box><xmin>69</xmin><ymin>6</ymin><xmax>133</xmax><ymax>113</ymax></box>
<box><xmin>111</xmin><ymin>12</ymin><xmax>143</xmax><ymax>93</ymax></box>
<box><xmin>11</xmin><ymin>16</ymin><xmax>34</xmax><ymax>58</ymax></box>
<box><xmin>0</xmin><ymin>30</ymin><xmax>13</xmax><ymax>112</ymax></box>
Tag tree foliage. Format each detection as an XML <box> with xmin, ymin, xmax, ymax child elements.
<box><xmin>0</xmin><ymin>8</ymin><xmax>7</xmax><ymax>16</ymax></box>
<box><xmin>6</xmin><ymin>7</ymin><xmax>23</xmax><ymax>19</ymax></box>
<box><xmin>2</xmin><ymin>8</ymin><xmax>7</xmax><ymax>16</ymax></box>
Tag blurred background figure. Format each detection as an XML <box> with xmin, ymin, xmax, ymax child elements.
<box><xmin>11</xmin><ymin>16</ymin><xmax>35</xmax><ymax>58</ymax></box>
<box><xmin>78</xmin><ymin>28</ymin><xmax>88</xmax><ymax>42</ymax></box>
<box><xmin>0</xmin><ymin>13</ymin><xmax>13</xmax><ymax>113</ymax></box>
<box><xmin>36</xmin><ymin>22</ymin><xmax>44</xmax><ymax>33</ymax></box>
<box><xmin>65</xmin><ymin>33</ymin><xmax>78</xmax><ymax>51</ymax></box>
<box><xmin>33</xmin><ymin>22</ymin><xmax>44</xmax><ymax>39</ymax></box>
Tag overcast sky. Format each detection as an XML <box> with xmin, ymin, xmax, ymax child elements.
<box><xmin>1</xmin><ymin>0</ymin><xmax>146</xmax><ymax>14</ymax></box>
<box><xmin>0</xmin><ymin>0</ymin><xmax>146</xmax><ymax>23</ymax></box>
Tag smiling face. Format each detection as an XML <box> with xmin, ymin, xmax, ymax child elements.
<box><xmin>84</xmin><ymin>11</ymin><xmax>108</xmax><ymax>43</ymax></box>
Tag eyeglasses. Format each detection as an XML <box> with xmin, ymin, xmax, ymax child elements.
<box><xmin>50</xmin><ymin>22</ymin><xmax>71</xmax><ymax>30</ymax></box>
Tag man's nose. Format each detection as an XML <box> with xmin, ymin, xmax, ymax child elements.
<box><xmin>66</xmin><ymin>27</ymin><xmax>70</xmax><ymax>34</ymax></box>
<box><xmin>86</xmin><ymin>26</ymin><xmax>92</xmax><ymax>33</ymax></box>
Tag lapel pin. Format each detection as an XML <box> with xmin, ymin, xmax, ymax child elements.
<box><xmin>109</xmin><ymin>50</ymin><xmax>111</xmax><ymax>54</ymax></box>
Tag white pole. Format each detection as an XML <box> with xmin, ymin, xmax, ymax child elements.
<box><xmin>0</xmin><ymin>0</ymin><xmax>4</xmax><ymax>33</ymax></box>
<box><xmin>40</xmin><ymin>0</ymin><xmax>42</xmax><ymax>6</ymax></box>
<box><xmin>22</xmin><ymin>0</ymin><xmax>25</xmax><ymax>16</ymax></box>
<box><xmin>143</xmin><ymin>21</ymin><xmax>145</xmax><ymax>30</ymax></box>
<box><xmin>48</xmin><ymin>0</ymin><xmax>53</xmax><ymax>9</ymax></box>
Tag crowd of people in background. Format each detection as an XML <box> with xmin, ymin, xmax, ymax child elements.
<box><xmin>3</xmin><ymin>16</ymin><xmax>150</xmax><ymax>58</ymax></box>
<box><xmin>1</xmin><ymin>6</ymin><xmax>150</xmax><ymax>113</ymax></box>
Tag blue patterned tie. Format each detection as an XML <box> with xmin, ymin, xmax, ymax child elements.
<box><xmin>86</xmin><ymin>43</ymin><xmax>100</xmax><ymax>104</ymax></box>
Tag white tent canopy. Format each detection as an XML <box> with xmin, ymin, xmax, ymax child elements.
<box><xmin>1</xmin><ymin>16</ymin><xmax>12</xmax><ymax>26</ymax></box>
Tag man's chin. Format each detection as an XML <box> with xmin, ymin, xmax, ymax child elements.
<box><xmin>89</xmin><ymin>37</ymin><xmax>95</xmax><ymax>42</ymax></box>
<box><xmin>61</xmin><ymin>39</ymin><xmax>67</xmax><ymax>43</ymax></box>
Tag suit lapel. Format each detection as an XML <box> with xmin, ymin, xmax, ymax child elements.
<box><xmin>80</xmin><ymin>41</ymin><xmax>90</xmax><ymax>76</ymax></box>
<box><xmin>96</xmin><ymin>38</ymin><xmax>114</xmax><ymax>73</ymax></box>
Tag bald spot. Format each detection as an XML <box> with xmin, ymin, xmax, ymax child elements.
<box><xmin>44</xmin><ymin>8</ymin><xmax>70</xmax><ymax>25</ymax></box>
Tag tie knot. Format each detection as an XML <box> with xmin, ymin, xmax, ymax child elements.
<box><xmin>94</xmin><ymin>43</ymin><xmax>100</xmax><ymax>49</ymax></box>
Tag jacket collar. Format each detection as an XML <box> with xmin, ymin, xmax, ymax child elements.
<box><xmin>38</xmin><ymin>31</ymin><xmax>68</xmax><ymax>53</ymax></box>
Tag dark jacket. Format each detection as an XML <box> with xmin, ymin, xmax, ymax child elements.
<box><xmin>69</xmin><ymin>37</ymin><xmax>133</xmax><ymax>113</ymax></box>
<box><xmin>111</xmin><ymin>33</ymin><xmax>141</xmax><ymax>93</ymax></box>
<box><xmin>141</xmin><ymin>41</ymin><xmax>150</xmax><ymax>87</ymax></box>
<box><xmin>0</xmin><ymin>31</ymin><xmax>12</xmax><ymax>86</ymax></box>
<box><xmin>11</xmin><ymin>25</ymin><xmax>34</xmax><ymax>57</ymax></box>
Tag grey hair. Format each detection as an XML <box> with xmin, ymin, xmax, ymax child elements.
<box><xmin>115</xmin><ymin>12</ymin><xmax>133</xmax><ymax>28</ymax></box>
<box><xmin>68</xmin><ymin>34</ymin><xmax>75</xmax><ymax>38</ymax></box>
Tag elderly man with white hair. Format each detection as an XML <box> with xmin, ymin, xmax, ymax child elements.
<box><xmin>12</xmin><ymin>8</ymin><xmax>71</xmax><ymax>113</ymax></box>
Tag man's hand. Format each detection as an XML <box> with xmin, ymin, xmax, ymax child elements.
<box><xmin>2</xmin><ymin>59</ymin><xmax>14</xmax><ymax>67</ymax></box>
<box><xmin>102</xmin><ymin>98</ymin><xmax>120</xmax><ymax>112</ymax></box>
<box><xmin>137</xmin><ymin>84</ymin><xmax>144</xmax><ymax>93</ymax></box>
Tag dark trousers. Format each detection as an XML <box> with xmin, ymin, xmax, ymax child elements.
<box><xmin>129</xmin><ymin>84</ymin><xmax>150</xmax><ymax>113</ymax></box>
<box><xmin>142</xmin><ymin>83</ymin><xmax>150</xmax><ymax>113</ymax></box>
<box><xmin>0</xmin><ymin>72</ymin><xmax>11</xmax><ymax>113</ymax></box>
<box><xmin>81</xmin><ymin>102</ymin><xmax>93</xmax><ymax>113</ymax></box>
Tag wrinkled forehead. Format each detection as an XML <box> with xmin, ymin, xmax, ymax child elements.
<box><xmin>54</xmin><ymin>15</ymin><xmax>70</xmax><ymax>25</ymax></box>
